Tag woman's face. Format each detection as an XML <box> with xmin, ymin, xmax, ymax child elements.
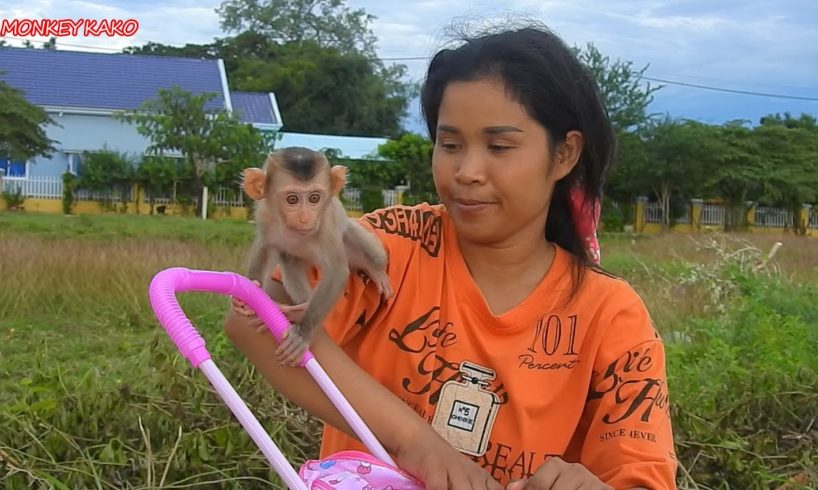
<box><xmin>432</xmin><ymin>77</ymin><xmax>580</xmax><ymax>247</ymax></box>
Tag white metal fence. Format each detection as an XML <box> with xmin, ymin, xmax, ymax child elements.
<box><xmin>11</xmin><ymin>178</ymin><xmax>814</xmax><ymax>231</ymax></box>
<box><xmin>1</xmin><ymin>176</ymin><xmax>403</xmax><ymax>212</ymax></box>
<box><xmin>644</xmin><ymin>202</ymin><xmax>692</xmax><ymax>224</ymax></box>
<box><xmin>700</xmin><ymin>203</ymin><xmax>726</xmax><ymax>226</ymax></box>
<box><xmin>639</xmin><ymin>200</ymin><xmax>818</xmax><ymax>230</ymax></box>
<box><xmin>644</xmin><ymin>201</ymin><xmax>662</xmax><ymax>223</ymax></box>
<box><xmin>342</xmin><ymin>188</ymin><xmax>401</xmax><ymax>212</ymax></box>
<box><xmin>755</xmin><ymin>206</ymin><xmax>794</xmax><ymax>228</ymax></box>
<box><xmin>1</xmin><ymin>175</ymin><xmax>62</xmax><ymax>199</ymax></box>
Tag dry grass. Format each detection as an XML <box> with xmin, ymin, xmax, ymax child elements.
<box><xmin>605</xmin><ymin>231</ymin><xmax>818</xmax><ymax>280</ymax></box>
<box><xmin>1</xmin><ymin>213</ymin><xmax>816</xmax><ymax>488</ymax></box>
<box><xmin>1</xmin><ymin>215</ymin><xmax>322</xmax><ymax>488</ymax></box>
<box><xmin>0</xmin><ymin>236</ymin><xmax>247</xmax><ymax>320</ymax></box>
<box><xmin>600</xmin><ymin>232</ymin><xmax>818</xmax><ymax>333</ymax></box>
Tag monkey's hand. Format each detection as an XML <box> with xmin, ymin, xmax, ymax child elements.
<box><xmin>370</xmin><ymin>270</ymin><xmax>394</xmax><ymax>301</ymax></box>
<box><xmin>275</xmin><ymin>323</ymin><xmax>311</xmax><ymax>367</ymax></box>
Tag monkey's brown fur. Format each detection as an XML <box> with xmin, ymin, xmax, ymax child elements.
<box><xmin>242</xmin><ymin>147</ymin><xmax>392</xmax><ymax>366</ymax></box>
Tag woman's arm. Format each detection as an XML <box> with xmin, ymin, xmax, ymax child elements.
<box><xmin>223</xmin><ymin>279</ymin><xmax>422</xmax><ymax>449</ymax></box>
<box><xmin>223</xmin><ymin>280</ymin><xmax>503</xmax><ymax>490</ymax></box>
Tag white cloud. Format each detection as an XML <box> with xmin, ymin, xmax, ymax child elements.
<box><xmin>1</xmin><ymin>0</ymin><xmax>815</xmax><ymax>124</ymax></box>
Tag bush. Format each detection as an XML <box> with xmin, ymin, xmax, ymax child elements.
<box><xmin>1</xmin><ymin>185</ymin><xmax>24</xmax><ymax>211</ymax></box>
<box><xmin>62</xmin><ymin>171</ymin><xmax>77</xmax><ymax>215</ymax></box>
<box><xmin>664</xmin><ymin>238</ymin><xmax>817</xmax><ymax>488</ymax></box>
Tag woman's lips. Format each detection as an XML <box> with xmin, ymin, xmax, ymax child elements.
<box><xmin>452</xmin><ymin>198</ymin><xmax>494</xmax><ymax>214</ymax></box>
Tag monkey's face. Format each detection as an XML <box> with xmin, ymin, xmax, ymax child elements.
<box><xmin>274</xmin><ymin>175</ymin><xmax>331</xmax><ymax>236</ymax></box>
<box><xmin>431</xmin><ymin>78</ymin><xmax>579</xmax><ymax>246</ymax></box>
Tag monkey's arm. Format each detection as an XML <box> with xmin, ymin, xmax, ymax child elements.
<box><xmin>276</xmin><ymin>237</ymin><xmax>349</xmax><ymax>365</ymax></box>
<box><xmin>343</xmin><ymin>219</ymin><xmax>392</xmax><ymax>299</ymax></box>
<box><xmin>299</xmin><ymin>237</ymin><xmax>349</xmax><ymax>331</ymax></box>
<box><xmin>246</xmin><ymin>236</ymin><xmax>273</xmax><ymax>282</ymax></box>
<box><xmin>246</xmin><ymin>237</ymin><xmax>283</xmax><ymax>297</ymax></box>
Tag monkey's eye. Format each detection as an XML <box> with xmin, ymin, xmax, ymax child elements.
<box><xmin>286</xmin><ymin>195</ymin><xmax>299</xmax><ymax>205</ymax></box>
<box><xmin>308</xmin><ymin>193</ymin><xmax>321</xmax><ymax>204</ymax></box>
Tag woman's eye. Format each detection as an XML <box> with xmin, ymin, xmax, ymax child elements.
<box><xmin>440</xmin><ymin>141</ymin><xmax>460</xmax><ymax>150</ymax></box>
<box><xmin>489</xmin><ymin>145</ymin><xmax>512</xmax><ymax>152</ymax></box>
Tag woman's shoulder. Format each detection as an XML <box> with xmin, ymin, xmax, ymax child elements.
<box><xmin>578</xmin><ymin>264</ymin><xmax>662</xmax><ymax>358</ymax></box>
<box><xmin>357</xmin><ymin>202</ymin><xmax>449</xmax><ymax>258</ymax></box>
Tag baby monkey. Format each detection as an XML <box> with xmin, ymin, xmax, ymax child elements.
<box><xmin>243</xmin><ymin>147</ymin><xmax>393</xmax><ymax>366</ymax></box>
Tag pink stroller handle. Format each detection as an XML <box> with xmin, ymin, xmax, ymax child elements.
<box><xmin>148</xmin><ymin>266</ymin><xmax>310</xmax><ymax>367</ymax></box>
<box><xmin>148</xmin><ymin>267</ymin><xmax>398</xmax><ymax>488</ymax></box>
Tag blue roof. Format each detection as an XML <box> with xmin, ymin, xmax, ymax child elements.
<box><xmin>0</xmin><ymin>47</ymin><xmax>227</xmax><ymax>112</ymax></box>
<box><xmin>231</xmin><ymin>91</ymin><xmax>278</xmax><ymax>125</ymax></box>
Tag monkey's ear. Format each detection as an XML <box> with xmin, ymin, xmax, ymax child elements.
<box><xmin>242</xmin><ymin>168</ymin><xmax>266</xmax><ymax>200</ymax></box>
<box><xmin>330</xmin><ymin>165</ymin><xmax>347</xmax><ymax>196</ymax></box>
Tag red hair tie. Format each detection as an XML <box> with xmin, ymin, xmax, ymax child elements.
<box><xmin>568</xmin><ymin>184</ymin><xmax>601</xmax><ymax>265</ymax></box>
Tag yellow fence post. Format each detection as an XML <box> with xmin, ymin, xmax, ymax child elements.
<box><xmin>799</xmin><ymin>204</ymin><xmax>811</xmax><ymax>236</ymax></box>
<box><xmin>635</xmin><ymin>196</ymin><xmax>647</xmax><ymax>233</ymax></box>
<box><xmin>131</xmin><ymin>183</ymin><xmax>140</xmax><ymax>215</ymax></box>
<box><xmin>745</xmin><ymin>201</ymin><xmax>756</xmax><ymax>230</ymax></box>
<box><xmin>395</xmin><ymin>185</ymin><xmax>409</xmax><ymax>205</ymax></box>
<box><xmin>691</xmin><ymin>199</ymin><xmax>703</xmax><ymax>234</ymax></box>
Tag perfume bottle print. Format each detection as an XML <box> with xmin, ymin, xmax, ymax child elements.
<box><xmin>431</xmin><ymin>361</ymin><xmax>500</xmax><ymax>456</ymax></box>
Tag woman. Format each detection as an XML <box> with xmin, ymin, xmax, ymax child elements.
<box><xmin>226</xmin><ymin>24</ymin><xmax>677</xmax><ymax>490</ymax></box>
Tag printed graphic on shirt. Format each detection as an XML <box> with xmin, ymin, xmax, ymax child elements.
<box><xmin>387</xmin><ymin>306</ymin><xmax>509</xmax><ymax>406</ymax></box>
<box><xmin>470</xmin><ymin>443</ymin><xmax>563</xmax><ymax>483</ymax></box>
<box><xmin>364</xmin><ymin>207</ymin><xmax>443</xmax><ymax>257</ymax></box>
<box><xmin>589</xmin><ymin>342</ymin><xmax>671</xmax><ymax>445</ymax></box>
<box><xmin>431</xmin><ymin>361</ymin><xmax>501</xmax><ymax>456</ymax></box>
<box><xmin>518</xmin><ymin>314</ymin><xmax>581</xmax><ymax>372</ymax></box>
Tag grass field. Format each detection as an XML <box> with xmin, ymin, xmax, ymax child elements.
<box><xmin>1</xmin><ymin>211</ymin><xmax>816</xmax><ymax>489</ymax></box>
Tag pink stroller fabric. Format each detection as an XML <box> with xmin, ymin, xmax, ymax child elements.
<box><xmin>300</xmin><ymin>451</ymin><xmax>424</xmax><ymax>489</ymax></box>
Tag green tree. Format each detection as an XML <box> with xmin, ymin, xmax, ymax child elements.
<box><xmin>705</xmin><ymin>122</ymin><xmax>766</xmax><ymax>231</ymax></box>
<box><xmin>135</xmin><ymin>155</ymin><xmax>181</xmax><ymax>215</ymax></box>
<box><xmin>116</xmin><ymin>86</ymin><xmax>273</xmax><ymax>215</ymax></box>
<box><xmin>604</xmin><ymin>128</ymin><xmax>648</xmax><ymax>205</ymax></box>
<box><xmin>573</xmin><ymin>43</ymin><xmax>663</xmax><ymax>214</ymax></box>
<box><xmin>216</xmin><ymin>0</ymin><xmax>377</xmax><ymax>56</ymax></box>
<box><xmin>759</xmin><ymin>112</ymin><xmax>817</xmax><ymax>130</ymax></box>
<box><xmin>76</xmin><ymin>149</ymin><xmax>136</xmax><ymax>212</ymax></box>
<box><xmin>574</xmin><ymin>43</ymin><xmax>662</xmax><ymax>132</ymax></box>
<box><xmin>752</xmin><ymin>117</ymin><xmax>818</xmax><ymax>233</ymax></box>
<box><xmin>377</xmin><ymin>133</ymin><xmax>435</xmax><ymax>205</ymax></box>
<box><xmin>231</xmin><ymin>39</ymin><xmax>410</xmax><ymax>137</ymax></box>
<box><xmin>638</xmin><ymin>118</ymin><xmax>718</xmax><ymax>229</ymax></box>
<box><xmin>123</xmin><ymin>32</ymin><xmax>412</xmax><ymax>138</ymax></box>
<box><xmin>0</xmin><ymin>78</ymin><xmax>57</xmax><ymax>162</ymax></box>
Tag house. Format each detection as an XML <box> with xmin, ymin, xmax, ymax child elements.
<box><xmin>0</xmin><ymin>46</ymin><xmax>387</xmax><ymax>182</ymax></box>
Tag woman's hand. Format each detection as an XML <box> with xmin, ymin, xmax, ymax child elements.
<box><xmin>230</xmin><ymin>280</ymin><xmax>307</xmax><ymax>329</ymax></box>
<box><xmin>506</xmin><ymin>457</ymin><xmax>612</xmax><ymax>490</ymax></box>
<box><xmin>394</xmin><ymin>428</ymin><xmax>503</xmax><ymax>490</ymax></box>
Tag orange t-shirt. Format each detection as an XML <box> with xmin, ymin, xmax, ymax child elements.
<box><xmin>292</xmin><ymin>203</ymin><xmax>677</xmax><ymax>489</ymax></box>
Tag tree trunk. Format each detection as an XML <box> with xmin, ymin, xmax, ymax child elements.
<box><xmin>191</xmin><ymin>157</ymin><xmax>205</xmax><ymax>218</ymax></box>
<box><xmin>725</xmin><ymin>191</ymin><xmax>749</xmax><ymax>232</ymax></box>
<box><xmin>653</xmin><ymin>182</ymin><xmax>672</xmax><ymax>231</ymax></box>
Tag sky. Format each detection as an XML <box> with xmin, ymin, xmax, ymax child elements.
<box><xmin>1</xmin><ymin>0</ymin><xmax>817</xmax><ymax>134</ymax></box>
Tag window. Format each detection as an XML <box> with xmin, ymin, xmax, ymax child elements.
<box><xmin>67</xmin><ymin>153</ymin><xmax>84</xmax><ymax>176</ymax></box>
<box><xmin>0</xmin><ymin>157</ymin><xmax>28</xmax><ymax>178</ymax></box>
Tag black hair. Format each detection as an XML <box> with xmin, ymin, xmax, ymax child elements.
<box><xmin>420</xmin><ymin>23</ymin><xmax>617</xmax><ymax>293</ymax></box>
<box><xmin>278</xmin><ymin>146</ymin><xmax>328</xmax><ymax>181</ymax></box>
